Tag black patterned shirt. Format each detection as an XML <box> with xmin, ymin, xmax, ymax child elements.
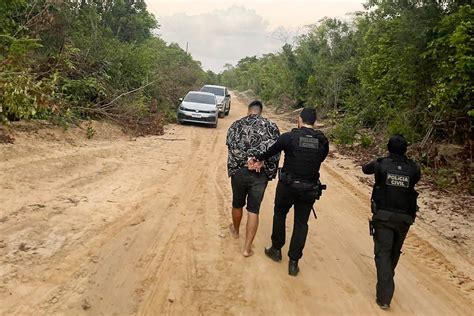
<box><xmin>226</xmin><ymin>114</ymin><xmax>280</xmax><ymax>179</ymax></box>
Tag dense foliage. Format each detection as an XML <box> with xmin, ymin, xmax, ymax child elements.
<box><xmin>0</xmin><ymin>0</ymin><xmax>209</xmax><ymax>130</ymax></box>
<box><xmin>220</xmin><ymin>1</ymin><xmax>473</xmax><ymax>144</ymax></box>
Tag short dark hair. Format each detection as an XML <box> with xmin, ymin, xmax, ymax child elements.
<box><xmin>248</xmin><ymin>100</ymin><xmax>263</xmax><ymax>113</ymax></box>
<box><xmin>387</xmin><ymin>134</ymin><xmax>408</xmax><ymax>155</ymax></box>
<box><xmin>300</xmin><ymin>108</ymin><xmax>317</xmax><ymax>125</ymax></box>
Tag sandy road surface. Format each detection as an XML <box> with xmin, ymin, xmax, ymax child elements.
<box><xmin>0</xmin><ymin>95</ymin><xmax>473</xmax><ymax>315</ymax></box>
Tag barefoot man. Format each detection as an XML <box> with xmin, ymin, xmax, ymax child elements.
<box><xmin>226</xmin><ymin>100</ymin><xmax>280</xmax><ymax>257</ymax></box>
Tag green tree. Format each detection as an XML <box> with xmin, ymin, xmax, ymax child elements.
<box><xmin>220</xmin><ymin>0</ymin><xmax>471</xmax><ymax>144</ymax></box>
<box><xmin>426</xmin><ymin>5</ymin><xmax>473</xmax><ymax>117</ymax></box>
<box><xmin>0</xmin><ymin>0</ymin><xmax>208</xmax><ymax>125</ymax></box>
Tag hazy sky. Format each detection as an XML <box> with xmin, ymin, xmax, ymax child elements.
<box><xmin>146</xmin><ymin>0</ymin><xmax>365</xmax><ymax>72</ymax></box>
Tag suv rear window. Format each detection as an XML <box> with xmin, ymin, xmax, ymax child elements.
<box><xmin>201</xmin><ymin>86</ymin><xmax>225</xmax><ymax>96</ymax></box>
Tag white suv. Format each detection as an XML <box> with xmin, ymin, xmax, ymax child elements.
<box><xmin>200</xmin><ymin>85</ymin><xmax>231</xmax><ymax>118</ymax></box>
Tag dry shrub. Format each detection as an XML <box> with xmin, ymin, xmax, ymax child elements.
<box><xmin>119</xmin><ymin>113</ymin><xmax>164</xmax><ymax>137</ymax></box>
<box><xmin>0</xmin><ymin>126</ymin><xmax>15</xmax><ymax>144</ymax></box>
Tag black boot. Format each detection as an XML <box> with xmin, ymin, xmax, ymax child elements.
<box><xmin>288</xmin><ymin>259</ymin><xmax>299</xmax><ymax>276</ymax></box>
<box><xmin>264</xmin><ymin>246</ymin><xmax>282</xmax><ymax>262</ymax></box>
<box><xmin>376</xmin><ymin>299</ymin><xmax>390</xmax><ymax>310</ymax></box>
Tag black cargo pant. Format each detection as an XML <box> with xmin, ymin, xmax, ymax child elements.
<box><xmin>271</xmin><ymin>181</ymin><xmax>316</xmax><ymax>260</ymax></box>
<box><xmin>373</xmin><ymin>217</ymin><xmax>410</xmax><ymax>305</ymax></box>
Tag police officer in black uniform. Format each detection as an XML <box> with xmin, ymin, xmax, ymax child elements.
<box><xmin>362</xmin><ymin>134</ymin><xmax>421</xmax><ymax>310</ymax></box>
<box><xmin>251</xmin><ymin>108</ymin><xmax>329</xmax><ymax>276</ymax></box>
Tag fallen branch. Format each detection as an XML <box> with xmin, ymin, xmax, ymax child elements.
<box><xmin>99</xmin><ymin>80</ymin><xmax>158</xmax><ymax>109</ymax></box>
<box><xmin>421</xmin><ymin>126</ymin><xmax>433</xmax><ymax>148</ymax></box>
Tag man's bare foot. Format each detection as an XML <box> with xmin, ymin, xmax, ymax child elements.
<box><xmin>229</xmin><ymin>224</ymin><xmax>239</xmax><ymax>239</ymax></box>
<box><xmin>243</xmin><ymin>249</ymin><xmax>255</xmax><ymax>257</ymax></box>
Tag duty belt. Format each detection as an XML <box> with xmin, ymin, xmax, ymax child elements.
<box><xmin>290</xmin><ymin>180</ymin><xmax>316</xmax><ymax>190</ymax></box>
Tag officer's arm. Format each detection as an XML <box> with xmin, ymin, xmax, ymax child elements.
<box><xmin>362</xmin><ymin>160</ymin><xmax>376</xmax><ymax>175</ymax></box>
<box><xmin>255</xmin><ymin>133</ymin><xmax>291</xmax><ymax>161</ymax></box>
<box><xmin>321</xmin><ymin>137</ymin><xmax>329</xmax><ymax>162</ymax></box>
<box><xmin>413</xmin><ymin>164</ymin><xmax>421</xmax><ymax>184</ymax></box>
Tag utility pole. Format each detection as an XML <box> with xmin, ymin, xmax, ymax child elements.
<box><xmin>186</xmin><ymin>42</ymin><xmax>189</xmax><ymax>54</ymax></box>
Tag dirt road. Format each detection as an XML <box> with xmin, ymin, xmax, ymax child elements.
<box><xmin>1</xmin><ymin>95</ymin><xmax>472</xmax><ymax>315</ymax></box>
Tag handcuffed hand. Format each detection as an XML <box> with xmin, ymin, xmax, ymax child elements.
<box><xmin>247</xmin><ymin>158</ymin><xmax>264</xmax><ymax>173</ymax></box>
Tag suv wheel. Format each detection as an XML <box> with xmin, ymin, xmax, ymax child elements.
<box><xmin>225</xmin><ymin>102</ymin><xmax>231</xmax><ymax>115</ymax></box>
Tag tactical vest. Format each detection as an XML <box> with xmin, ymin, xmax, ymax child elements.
<box><xmin>372</xmin><ymin>157</ymin><xmax>419</xmax><ymax>215</ymax></box>
<box><xmin>282</xmin><ymin>128</ymin><xmax>328</xmax><ymax>183</ymax></box>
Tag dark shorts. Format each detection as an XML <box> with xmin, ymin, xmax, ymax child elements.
<box><xmin>231</xmin><ymin>168</ymin><xmax>268</xmax><ymax>214</ymax></box>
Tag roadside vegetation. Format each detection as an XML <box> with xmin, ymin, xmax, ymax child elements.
<box><xmin>0</xmin><ymin>0</ymin><xmax>211</xmax><ymax>135</ymax></box>
<box><xmin>220</xmin><ymin>1</ymin><xmax>473</xmax><ymax>193</ymax></box>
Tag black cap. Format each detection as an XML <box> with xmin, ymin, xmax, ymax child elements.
<box><xmin>300</xmin><ymin>108</ymin><xmax>317</xmax><ymax>125</ymax></box>
<box><xmin>388</xmin><ymin>134</ymin><xmax>408</xmax><ymax>155</ymax></box>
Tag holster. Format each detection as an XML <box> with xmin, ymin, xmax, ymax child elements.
<box><xmin>306</xmin><ymin>183</ymin><xmax>324</xmax><ymax>200</ymax></box>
